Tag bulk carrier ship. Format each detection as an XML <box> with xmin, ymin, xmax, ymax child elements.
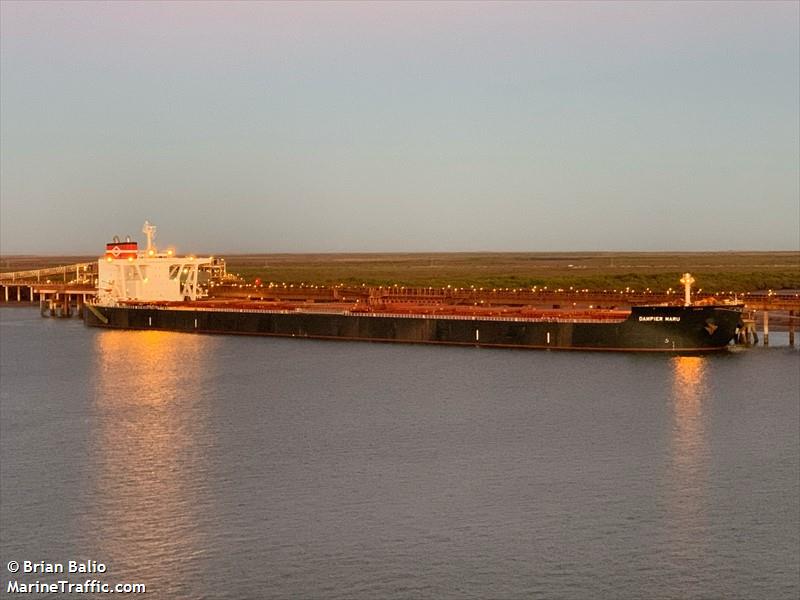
<box><xmin>84</xmin><ymin>224</ymin><xmax>744</xmax><ymax>352</ymax></box>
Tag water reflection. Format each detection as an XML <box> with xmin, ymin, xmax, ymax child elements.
<box><xmin>665</xmin><ymin>356</ymin><xmax>711</xmax><ymax>559</ymax></box>
<box><xmin>86</xmin><ymin>330</ymin><xmax>216</xmax><ymax>597</ymax></box>
<box><xmin>671</xmin><ymin>356</ymin><xmax>709</xmax><ymax>465</ymax></box>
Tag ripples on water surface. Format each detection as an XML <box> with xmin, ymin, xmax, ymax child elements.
<box><xmin>1</xmin><ymin>307</ymin><xmax>798</xmax><ymax>599</ymax></box>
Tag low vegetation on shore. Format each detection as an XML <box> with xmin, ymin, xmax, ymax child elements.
<box><xmin>3</xmin><ymin>251</ymin><xmax>798</xmax><ymax>293</ymax></box>
<box><xmin>224</xmin><ymin>252</ymin><xmax>799</xmax><ymax>293</ymax></box>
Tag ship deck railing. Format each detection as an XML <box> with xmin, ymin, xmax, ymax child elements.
<box><xmin>114</xmin><ymin>303</ymin><xmax>631</xmax><ymax>324</ymax></box>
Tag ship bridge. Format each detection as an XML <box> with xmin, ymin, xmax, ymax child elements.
<box><xmin>95</xmin><ymin>221</ymin><xmax>225</xmax><ymax>305</ymax></box>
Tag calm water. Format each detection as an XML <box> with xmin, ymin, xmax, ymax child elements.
<box><xmin>1</xmin><ymin>307</ymin><xmax>798</xmax><ymax>599</ymax></box>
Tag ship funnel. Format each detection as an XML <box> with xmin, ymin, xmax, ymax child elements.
<box><xmin>680</xmin><ymin>273</ymin><xmax>695</xmax><ymax>306</ymax></box>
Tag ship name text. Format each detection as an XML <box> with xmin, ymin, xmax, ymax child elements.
<box><xmin>638</xmin><ymin>316</ymin><xmax>681</xmax><ymax>322</ymax></box>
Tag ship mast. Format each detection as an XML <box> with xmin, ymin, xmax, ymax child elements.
<box><xmin>142</xmin><ymin>221</ymin><xmax>157</xmax><ymax>254</ymax></box>
<box><xmin>680</xmin><ymin>272</ymin><xmax>695</xmax><ymax>306</ymax></box>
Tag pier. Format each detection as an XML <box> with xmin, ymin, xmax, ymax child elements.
<box><xmin>0</xmin><ymin>262</ymin><xmax>97</xmax><ymax>317</ymax></box>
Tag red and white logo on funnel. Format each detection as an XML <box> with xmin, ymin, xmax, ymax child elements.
<box><xmin>105</xmin><ymin>241</ymin><xmax>138</xmax><ymax>259</ymax></box>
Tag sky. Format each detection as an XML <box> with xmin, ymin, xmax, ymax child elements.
<box><xmin>1</xmin><ymin>1</ymin><xmax>798</xmax><ymax>254</ymax></box>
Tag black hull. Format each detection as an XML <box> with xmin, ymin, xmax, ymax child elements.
<box><xmin>85</xmin><ymin>304</ymin><xmax>743</xmax><ymax>352</ymax></box>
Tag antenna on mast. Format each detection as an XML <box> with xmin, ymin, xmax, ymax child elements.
<box><xmin>142</xmin><ymin>221</ymin><xmax>157</xmax><ymax>253</ymax></box>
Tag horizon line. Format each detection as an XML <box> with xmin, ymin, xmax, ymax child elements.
<box><xmin>2</xmin><ymin>249</ymin><xmax>799</xmax><ymax>259</ymax></box>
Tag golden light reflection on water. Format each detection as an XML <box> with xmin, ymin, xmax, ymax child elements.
<box><xmin>87</xmin><ymin>330</ymin><xmax>216</xmax><ymax>593</ymax></box>
<box><xmin>666</xmin><ymin>356</ymin><xmax>710</xmax><ymax>556</ymax></box>
<box><xmin>671</xmin><ymin>356</ymin><xmax>709</xmax><ymax>464</ymax></box>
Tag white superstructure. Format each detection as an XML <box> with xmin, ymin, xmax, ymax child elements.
<box><xmin>96</xmin><ymin>221</ymin><xmax>214</xmax><ymax>306</ymax></box>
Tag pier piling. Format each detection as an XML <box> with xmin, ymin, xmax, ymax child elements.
<box><xmin>763</xmin><ymin>311</ymin><xmax>769</xmax><ymax>346</ymax></box>
<box><xmin>790</xmin><ymin>310</ymin><xmax>795</xmax><ymax>347</ymax></box>
<box><xmin>738</xmin><ymin>319</ymin><xmax>758</xmax><ymax>345</ymax></box>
